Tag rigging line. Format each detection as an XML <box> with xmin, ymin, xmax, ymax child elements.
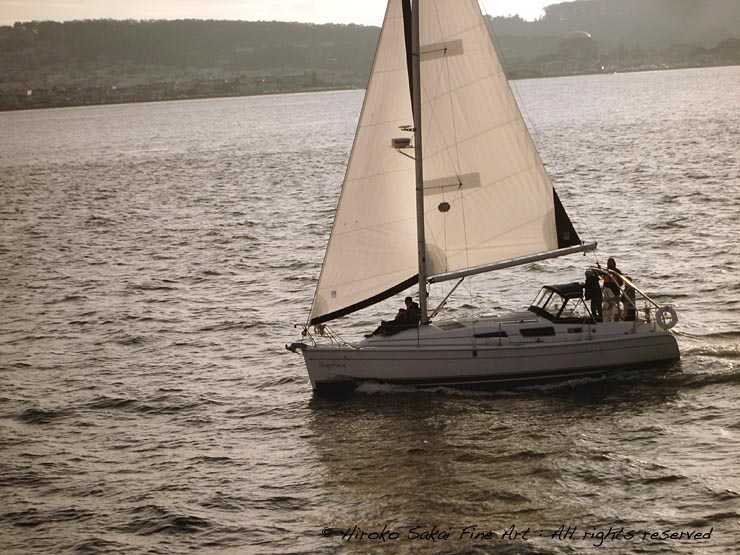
<box><xmin>462</xmin><ymin>275</ymin><xmax>476</xmax><ymax>324</ymax></box>
<box><xmin>431</xmin><ymin>0</ymin><xmax>454</xmax><ymax>275</ymax></box>
<box><xmin>430</xmin><ymin>0</ymin><xmax>463</xmax><ymax>178</ymax></box>
<box><xmin>438</xmin><ymin>0</ymin><xmax>478</xmax><ymax>317</ymax></box>
<box><xmin>426</xmin><ymin>0</ymin><xmax>473</xmax><ymax>286</ymax></box>
<box><xmin>444</xmin><ymin>0</ymin><xmax>473</xmax><ymax>276</ymax></box>
<box><xmin>417</xmin><ymin>2</ymin><xmax>470</xmax><ymax>188</ymax></box>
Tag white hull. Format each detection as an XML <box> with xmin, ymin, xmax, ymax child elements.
<box><xmin>299</xmin><ymin>314</ymin><xmax>680</xmax><ymax>392</ymax></box>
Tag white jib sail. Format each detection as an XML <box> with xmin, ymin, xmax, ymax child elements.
<box><xmin>309</xmin><ymin>0</ymin><xmax>578</xmax><ymax>324</ymax></box>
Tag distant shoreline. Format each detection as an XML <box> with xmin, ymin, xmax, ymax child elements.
<box><xmin>0</xmin><ymin>85</ymin><xmax>360</xmax><ymax>113</ymax></box>
<box><xmin>2</xmin><ymin>63</ymin><xmax>737</xmax><ymax>114</ymax></box>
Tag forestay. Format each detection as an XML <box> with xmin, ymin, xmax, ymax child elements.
<box><xmin>309</xmin><ymin>0</ymin><xmax>582</xmax><ymax>325</ymax></box>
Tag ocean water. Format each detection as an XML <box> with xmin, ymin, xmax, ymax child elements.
<box><xmin>1</xmin><ymin>66</ymin><xmax>738</xmax><ymax>554</ymax></box>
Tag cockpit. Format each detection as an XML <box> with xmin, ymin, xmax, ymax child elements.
<box><xmin>529</xmin><ymin>282</ymin><xmax>594</xmax><ymax>323</ymax></box>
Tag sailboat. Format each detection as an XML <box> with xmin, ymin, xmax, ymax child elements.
<box><xmin>287</xmin><ymin>0</ymin><xmax>680</xmax><ymax>392</ymax></box>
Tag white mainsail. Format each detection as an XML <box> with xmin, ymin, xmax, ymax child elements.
<box><xmin>309</xmin><ymin>0</ymin><xmax>582</xmax><ymax>325</ymax></box>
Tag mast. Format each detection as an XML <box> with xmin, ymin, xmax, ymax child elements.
<box><xmin>412</xmin><ymin>0</ymin><xmax>429</xmax><ymax>325</ymax></box>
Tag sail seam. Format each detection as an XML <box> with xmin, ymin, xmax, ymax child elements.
<box><xmin>331</xmin><ymin>218</ymin><xmax>416</xmax><ymax>237</ymax></box>
<box><xmin>423</xmin><ymin>67</ymin><xmax>506</xmax><ymax>100</ymax></box>
<box><xmin>343</xmin><ymin>166</ymin><xmax>411</xmax><ymax>182</ymax></box>
<box><xmin>419</xmin><ymin>113</ymin><xmax>523</xmax><ymax>159</ymax></box>
<box><xmin>419</xmin><ymin>17</ymin><xmax>485</xmax><ymax>46</ymax></box>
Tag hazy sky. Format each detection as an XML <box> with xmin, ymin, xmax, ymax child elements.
<box><xmin>0</xmin><ymin>1</ymin><xmax>552</xmax><ymax>26</ymax></box>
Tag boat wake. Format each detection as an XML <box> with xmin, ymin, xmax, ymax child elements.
<box><xmin>348</xmin><ymin>368</ymin><xmax>663</xmax><ymax>397</ymax></box>
<box><xmin>684</xmin><ymin>343</ymin><xmax>740</xmax><ymax>359</ymax></box>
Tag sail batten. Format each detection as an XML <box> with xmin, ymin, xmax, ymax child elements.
<box><xmin>308</xmin><ymin>0</ymin><xmax>588</xmax><ymax>325</ymax></box>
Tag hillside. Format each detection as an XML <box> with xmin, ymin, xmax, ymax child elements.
<box><xmin>2</xmin><ymin>0</ymin><xmax>739</xmax><ymax>110</ymax></box>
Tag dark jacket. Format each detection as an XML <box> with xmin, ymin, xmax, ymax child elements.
<box><xmin>405</xmin><ymin>302</ymin><xmax>421</xmax><ymax>324</ymax></box>
<box><xmin>584</xmin><ymin>274</ymin><xmax>602</xmax><ymax>301</ymax></box>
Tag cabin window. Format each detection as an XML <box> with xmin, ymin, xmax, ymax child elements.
<box><xmin>520</xmin><ymin>327</ymin><xmax>556</xmax><ymax>337</ymax></box>
<box><xmin>473</xmin><ymin>331</ymin><xmax>508</xmax><ymax>338</ymax></box>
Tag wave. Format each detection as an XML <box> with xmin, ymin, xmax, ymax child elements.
<box><xmin>247</xmin><ymin>495</ymin><xmax>309</xmax><ymax>512</ymax></box>
<box><xmin>674</xmin><ymin>329</ymin><xmax>740</xmax><ymax>340</ymax></box>
<box><xmin>136</xmin><ymin>400</ymin><xmax>208</xmax><ymax>415</ymax></box>
<box><xmin>676</xmin><ymin>368</ymin><xmax>740</xmax><ymax>389</ymax></box>
<box><xmin>68</xmin><ymin>537</ymin><xmax>130</xmax><ymax>555</ymax></box>
<box><xmin>185</xmin><ymin>455</ymin><xmax>236</xmax><ymax>465</ymax></box>
<box><xmin>86</xmin><ymin>396</ymin><xmax>138</xmax><ymax>410</ymax></box>
<box><xmin>127</xmin><ymin>283</ymin><xmax>179</xmax><ymax>291</ymax></box>
<box><xmin>354</xmin><ymin>382</ymin><xmax>425</xmax><ymax>395</ymax></box>
<box><xmin>712</xmin><ymin>489</ymin><xmax>740</xmax><ymax>501</ymax></box>
<box><xmin>199</xmin><ymin>321</ymin><xmax>263</xmax><ymax>332</ymax></box>
<box><xmin>345</xmin><ymin>370</ymin><xmax>653</xmax><ymax>397</ymax></box>
<box><xmin>642</xmin><ymin>474</ymin><xmax>686</xmax><ymax>485</ymax></box>
<box><xmin>114</xmin><ymin>334</ymin><xmax>146</xmax><ymax>345</ymax></box>
<box><xmin>684</xmin><ymin>344</ymin><xmax>740</xmax><ymax>359</ymax></box>
<box><xmin>694</xmin><ymin>330</ymin><xmax>740</xmax><ymax>340</ymax></box>
<box><xmin>4</xmin><ymin>506</ymin><xmax>95</xmax><ymax>527</ymax></box>
<box><xmin>17</xmin><ymin>407</ymin><xmax>72</xmax><ymax>424</ymax></box>
<box><xmin>649</xmin><ymin>292</ymin><xmax>691</xmax><ymax>300</ymax></box>
<box><xmin>254</xmin><ymin>374</ymin><xmax>303</xmax><ymax>390</ymax></box>
<box><xmin>85</xmin><ymin>393</ymin><xmax>218</xmax><ymax>415</ymax></box>
<box><xmin>684</xmin><ymin>511</ymin><xmax>740</xmax><ymax>528</ymax></box>
<box><xmin>495</xmin><ymin>449</ymin><xmax>548</xmax><ymax>462</ymax></box>
<box><xmin>515</xmin><ymin>373</ymin><xmax>618</xmax><ymax>392</ymax></box>
<box><xmin>121</xmin><ymin>315</ymin><xmax>179</xmax><ymax>323</ymax></box>
<box><xmin>45</xmin><ymin>294</ymin><xmax>87</xmax><ymax>304</ymax></box>
<box><xmin>120</xmin><ymin>504</ymin><xmax>210</xmax><ymax>536</ymax></box>
<box><xmin>684</xmin><ymin>171</ymin><xmax>713</xmax><ymax>180</ymax></box>
<box><xmin>85</xmin><ymin>214</ymin><xmax>115</xmax><ymax>226</ymax></box>
<box><xmin>352</xmin><ymin>382</ymin><xmax>499</xmax><ymax>397</ymax></box>
<box><xmin>646</xmin><ymin>218</ymin><xmax>688</xmax><ymax>230</ymax></box>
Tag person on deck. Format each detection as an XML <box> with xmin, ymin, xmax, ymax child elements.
<box><xmin>584</xmin><ymin>270</ymin><xmax>603</xmax><ymax>322</ymax></box>
<box><xmin>367</xmin><ymin>297</ymin><xmax>421</xmax><ymax>337</ymax></box>
<box><xmin>603</xmin><ymin>257</ymin><xmax>623</xmax><ymax>297</ymax></box>
<box><xmin>404</xmin><ymin>296</ymin><xmax>421</xmax><ymax>325</ymax></box>
<box><xmin>601</xmin><ymin>257</ymin><xmax>623</xmax><ymax>322</ymax></box>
